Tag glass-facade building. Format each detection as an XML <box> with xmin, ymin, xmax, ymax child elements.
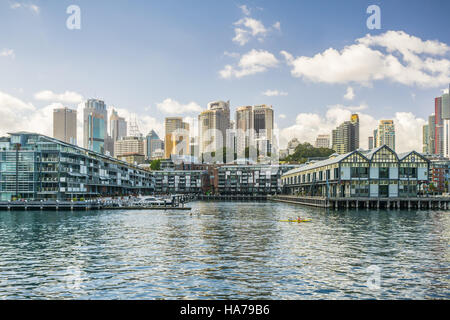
<box><xmin>84</xmin><ymin>99</ymin><xmax>107</xmax><ymax>154</ymax></box>
<box><xmin>0</xmin><ymin>132</ymin><xmax>154</xmax><ymax>201</ymax></box>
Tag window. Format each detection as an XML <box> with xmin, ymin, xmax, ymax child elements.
<box><xmin>351</xmin><ymin>167</ymin><xmax>369</xmax><ymax>178</ymax></box>
<box><xmin>379</xmin><ymin>167</ymin><xmax>389</xmax><ymax>179</ymax></box>
<box><xmin>399</xmin><ymin>167</ymin><xmax>417</xmax><ymax>178</ymax></box>
<box><xmin>334</xmin><ymin>168</ymin><xmax>340</xmax><ymax>179</ymax></box>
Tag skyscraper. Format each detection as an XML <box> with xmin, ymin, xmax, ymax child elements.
<box><xmin>373</xmin><ymin>129</ymin><xmax>378</xmax><ymax>148</ymax></box>
<box><xmin>428</xmin><ymin>114</ymin><xmax>436</xmax><ymax>154</ymax></box>
<box><xmin>376</xmin><ymin>120</ymin><xmax>395</xmax><ymax>151</ymax></box>
<box><xmin>83</xmin><ymin>99</ymin><xmax>107</xmax><ymax>154</ymax></box>
<box><xmin>53</xmin><ymin>107</ymin><xmax>77</xmax><ymax>145</ymax></box>
<box><xmin>235</xmin><ymin>106</ymin><xmax>253</xmax><ymax>156</ymax></box>
<box><xmin>435</xmin><ymin>97</ymin><xmax>444</xmax><ymax>156</ymax></box>
<box><xmin>110</xmin><ymin>109</ymin><xmax>127</xmax><ymax>142</ymax></box>
<box><xmin>253</xmin><ymin>104</ymin><xmax>274</xmax><ymax>155</ymax></box>
<box><xmin>331</xmin><ymin>114</ymin><xmax>359</xmax><ymax>154</ymax></box>
<box><xmin>198</xmin><ymin>100</ymin><xmax>230</xmax><ymax>156</ymax></box>
<box><xmin>164</xmin><ymin>117</ymin><xmax>190</xmax><ymax>158</ymax></box>
<box><xmin>368</xmin><ymin>136</ymin><xmax>374</xmax><ymax>150</ymax></box>
<box><xmin>145</xmin><ymin>130</ymin><xmax>163</xmax><ymax>160</ymax></box>
<box><xmin>422</xmin><ymin>124</ymin><xmax>429</xmax><ymax>153</ymax></box>
<box><xmin>235</xmin><ymin>104</ymin><xmax>274</xmax><ymax>157</ymax></box>
<box><xmin>440</xmin><ymin>85</ymin><xmax>450</xmax><ymax>157</ymax></box>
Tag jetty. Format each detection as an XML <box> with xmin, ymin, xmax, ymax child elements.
<box><xmin>197</xmin><ymin>194</ymin><xmax>267</xmax><ymax>201</ymax></box>
<box><xmin>270</xmin><ymin>195</ymin><xmax>450</xmax><ymax>210</ymax></box>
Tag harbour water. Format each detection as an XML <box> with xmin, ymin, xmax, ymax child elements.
<box><xmin>0</xmin><ymin>201</ymin><xmax>448</xmax><ymax>299</ymax></box>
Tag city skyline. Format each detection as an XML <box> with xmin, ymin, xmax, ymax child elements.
<box><xmin>1</xmin><ymin>1</ymin><xmax>450</xmax><ymax>153</ymax></box>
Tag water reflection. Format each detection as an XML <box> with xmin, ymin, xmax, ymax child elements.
<box><xmin>0</xmin><ymin>202</ymin><xmax>448</xmax><ymax>299</ymax></box>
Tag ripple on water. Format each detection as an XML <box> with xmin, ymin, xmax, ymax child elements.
<box><xmin>0</xmin><ymin>202</ymin><xmax>448</xmax><ymax>299</ymax></box>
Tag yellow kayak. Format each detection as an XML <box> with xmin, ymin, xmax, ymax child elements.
<box><xmin>279</xmin><ymin>219</ymin><xmax>312</xmax><ymax>223</ymax></box>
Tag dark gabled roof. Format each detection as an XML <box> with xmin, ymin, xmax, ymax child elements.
<box><xmin>283</xmin><ymin>149</ymin><xmax>367</xmax><ymax>176</ymax></box>
<box><xmin>398</xmin><ymin>150</ymin><xmax>430</xmax><ymax>162</ymax></box>
<box><xmin>362</xmin><ymin>145</ymin><xmax>398</xmax><ymax>160</ymax></box>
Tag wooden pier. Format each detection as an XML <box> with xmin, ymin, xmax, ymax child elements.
<box><xmin>0</xmin><ymin>201</ymin><xmax>102</xmax><ymax>211</ymax></box>
<box><xmin>0</xmin><ymin>200</ymin><xmax>191</xmax><ymax>211</ymax></box>
<box><xmin>104</xmin><ymin>206</ymin><xmax>191</xmax><ymax>210</ymax></box>
<box><xmin>270</xmin><ymin>195</ymin><xmax>450</xmax><ymax>210</ymax></box>
<box><xmin>197</xmin><ymin>194</ymin><xmax>267</xmax><ymax>201</ymax></box>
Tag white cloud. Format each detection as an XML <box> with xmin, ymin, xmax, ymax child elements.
<box><xmin>233</xmin><ymin>17</ymin><xmax>268</xmax><ymax>46</ymax></box>
<box><xmin>10</xmin><ymin>2</ymin><xmax>40</xmax><ymax>14</ymax></box>
<box><xmin>231</xmin><ymin>7</ymin><xmax>280</xmax><ymax>46</ymax></box>
<box><xmin>0</xmin><ymin>49</ymin><xmax>15</xmax><ymax>59</ymax></box>
<box><xmin>0</xmin><ymin>91</ymin><xmax>166</xmax><ymax>150</ymax></box>
<box><xmin>280</xmin><ymin>105</ymin><xmax>425</xmax><ymax>153</ymax></box>
<box><xmin>219</xmin><ymin>49</ymin><xmax>279</xmax><ymax>79</ymax></box>
<box><xmin>0</xmin><ymin>91</ymin><xmax>57</xmax><ymax>137</ymax></box>
<box><xmin>273</xmin><ymin>21</ymin><xmax>281</xmax><ymax>31</ymax></box>
<box><xmin>263</xmin><ymin>89</ymin><xmax>288</xmax><ymax>97</ymax></box>
<box><xmin>34</xmin><ymin>90</ymin><xmax>84</xmax><ymax>104</ymax></box>
<box><xmin>156</xmin><ymin>98</ymin><xmax>202</xmax><ymax>115</ymax></box>
<box><xmin>239</xmin><ymin>5</ymin><xmax>250</xmax><ymax>16</ymax></box>
<box><xmin>442</xmin><ymin>87</ymin><xmax>449</xmax><ymax>94</ymax></box>
<box><xmin>281</xmin><ymin>30</ymin><xmax>450</xmax><ymax>87</ymax></box>
<box><xmin>279</xmin><ymin>114</ymin><xmax>287</xmax><ymax>119</ymax></box>
<box><xmin>344</xmin><ymin>86</ymin><xmax>355</xmax><ymax>100</ymax></box>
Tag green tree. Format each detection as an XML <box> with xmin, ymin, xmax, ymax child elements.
<box><xmin>282</xmin><ymin>142</ymin><xmax>335</xmax><ymax>163</ymax></box>
<box><xmin>150</xmin><ymin>159</ymin><xmax>161</xmax><ymax>170</ymax></box>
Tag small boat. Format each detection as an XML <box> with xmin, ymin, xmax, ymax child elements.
<box><xmin>137</xmin><ymin>196</ymin><xmax>168</xmax><ymax>206</ymax></box>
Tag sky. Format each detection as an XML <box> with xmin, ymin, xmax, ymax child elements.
<box><xmin>0</xmin><ymin>0</ymin><xmax>449</xmax><ymax>152</ymax></box>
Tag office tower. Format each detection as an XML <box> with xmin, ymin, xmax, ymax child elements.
<box><xmin>83</xmin><ymin>99</ymin><xmax>107</xmax><ymax>153</ymax></box>
<box><xmin>235</xmin><ymin>105</ymin><xmax>274</xmax><ymax>156</ymax></box>
<box><xmin>53</xmin><ymin>107</ymin><xmax>77</xmax><ymax>145</ymax></box>
<box><xmin>253</xmin><ymin>104</ymin><xmax>274</xmax><ymax>155</ymax></box>
<box><xmin>164</xmin><ymin>117</ymin><xmax>190</xmax><ymax>158</ymax></box>
<box><xmin>198</xmin><ymin>100</ymin><xmax>231</xmax><ymax>156</ymax></box>
<box><xmin>350</xmin><ymin>114</ymin><xmax>360</xmax><ymax>150</ymax></box>
<box><xmin>373</xmin><ymin>129</ymin><xmax>378</xmax><ymax>148</ymax></box>
<box><xmin>435</xmin><ymin>97</ymin><xmax>444</xmax><ymax>156</ymax></box>
<box><xmin>226</xmin><ymin>120</ymin><xmax>237</xmax><ymax>156</ymax></box>
<box><xmin>376</xmin><ymin>120</ymin><xmax>395</xmax><ymax>151</ymax></box>
<box><xmin>110</xmin><ymin>109</ymin><xmax>127</xmax><ymax>142</ymax></box>
<box><xmin>368</xmin><ymin>136</ymin><xmax>374</xmax><ymax>150</ymax></box>
<box><xmin>104</xmin><ymin>136</ymin><xmax>114</xmax><ymax>157</ymax></box>
<box><xmin>235</xmin><ymin>106</ymin><xmax>254</xmax><ymax>156</ymax></box>
<box><xmin>422</xmin><ymin>124</ymin><xmax>429</xmax><ymax>153</ymax></box>
<box><xmin>208</xmin><ymin>100</ymin><xmax>230</xmax><ymax>131</ymax></box>
<box><xmin>441</xmin><ymin>86</ymin><xmax>450</xmax><ymax>157</ymax></box>
<box><xmin>315</xmin><ymin>134</ymin><xmax>331</xmax><ymax>149</ymax></box>
<box><xmin>428</xmin><ymin>114</ymin><xmax>436</xmax><ymax>154</ymax></box>
<box><xmin>145</xmin><ymin>130</ymin><xmax>163</xmax><ymax>160</ymax></box>
<box><xmin>332</xmin><ymin>114</ymin><xmax>360</xmax><ymax>154</ymax></box>
<box><xmin>114</xmin><ymin>136</ymin><xmax>145</xmax><ymax>158</ymax></box>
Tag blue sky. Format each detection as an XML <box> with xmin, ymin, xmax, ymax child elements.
<box><xmin>0</xmin><ymin>0</ymin><xmax>449</xmax><ymax>151</ymax></box>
